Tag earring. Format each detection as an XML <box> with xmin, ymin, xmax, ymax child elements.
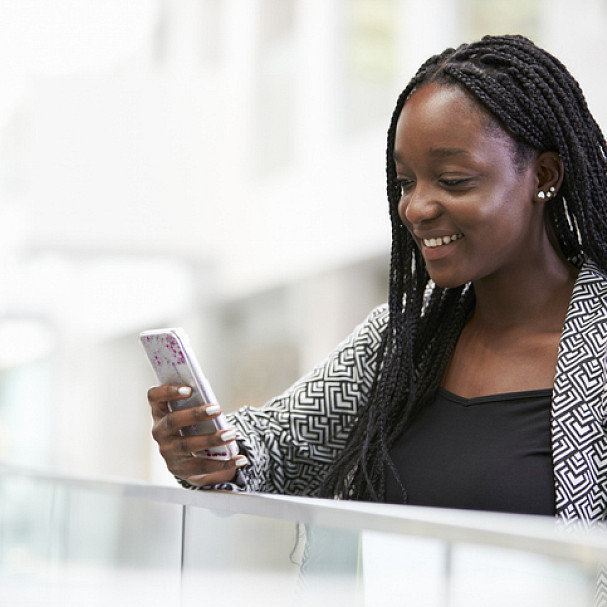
<box><xmin>538</xmin><ymin>191</ymin><xmax>546</xmax><ymax>200</ymax></box>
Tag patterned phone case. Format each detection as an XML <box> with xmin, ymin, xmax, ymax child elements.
<box><xmin>140</xmin><ymin>328</ymin><xmax>238</xmax><ymax>460</ymax></box>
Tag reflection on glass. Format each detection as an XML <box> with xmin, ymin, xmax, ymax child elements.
<box><xmin>0</xmin><ymin>476</ymin><xmax>182</xmax><ymax>606</ymax></box>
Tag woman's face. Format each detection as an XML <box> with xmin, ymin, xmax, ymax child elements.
<box><xmin>394</xmin><ymin>82</ymin><xmax>543</xmax><ymax>289</ymax></box>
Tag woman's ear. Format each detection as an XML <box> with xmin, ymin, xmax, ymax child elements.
<box><xmin>534</xmin><ymin>151</ymin><xmax>564</xmax><ymax>203</ymax></box>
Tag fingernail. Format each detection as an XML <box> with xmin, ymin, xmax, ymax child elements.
<box><xmin>220</xmin><ymin>429</ymin><xmax>237</xmax><ymax>442</ymax></box>
<box><xmin>177</xmin><ymin>387</ymin><xmax>192</xmax><ymax>397</ymax></box>
<box><xmin>234</xmin><ymin>456</ymin><xmax>248</xmax><ymax>467</ymax></box>
<box><xmin>205</xmin><ymin>404</ymin><xmax>221</xmax><ymax>415</ymax></box>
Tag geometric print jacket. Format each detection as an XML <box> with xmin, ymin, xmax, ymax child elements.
<box><xmin>202</xmin><ymin>260</ymin><xmax>607</xmax><ymax>522</ymax></box>
<box><xmin>552</xmin><ymin>260</ymin><xmax>607</xmax><ymax>521</ymax></box>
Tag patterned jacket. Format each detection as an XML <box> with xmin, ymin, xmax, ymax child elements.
<box><xmin>201</xmin><ymin>261</ymin><xmax>607</xmax><ymax>522</ymax></box>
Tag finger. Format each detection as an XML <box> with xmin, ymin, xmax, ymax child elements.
<box><xmin>182</xmin><ymin>455</ymin><xmax>249</xmax><ymax>487</ymax></box>
<box><xmin>148</xmin><ymin>384</ymin><xmax>193</xmax><ymax>416</ymax></box>
<box><xmin>178</xmin><ymin>403</ymin><xmax>223</xmax><ymax>426</ymax></box>
<box><xmin>155</xmin><ymin>423</ymin><xmax>234</xmax><ymax>461</ymax></box>
<box><xmin>164</xmin><ymin>441</ymin><xmax>248</xmax><ymax>482</ymax></box>
<box><xmin>154</xmin><ymin>404</ymin><xmax>223</xmax><ymax>438</ymax></box>
<box><xmin>187</xmin><ymin>427</ymin><xmax>238</xmax><ymax>455</ymax></box>
<box><xmin>169</xmin><ymin>423</ymin><xmax>236</xmax><ymax>454</ymax></box>
<box><xmin>155</xmin><ymin>432</ymin><xmax>215</xmax><ymax>476</ymax></box>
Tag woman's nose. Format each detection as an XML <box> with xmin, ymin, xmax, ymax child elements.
<box><xmin>398</xmin><ymin>184</ymin><xmax>441</xmax><ymax>226</ymax></box>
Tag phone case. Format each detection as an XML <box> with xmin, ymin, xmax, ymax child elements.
<box><xmin>140</xmin><ymin>328</ymin><xmax>238</xmax><ymax>460</ymax></box>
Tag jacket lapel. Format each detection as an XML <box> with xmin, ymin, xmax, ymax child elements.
<box><xmin>552</xmin><ymin>261</ymin><xmax>607</xmax><ymax>520</ymax></box>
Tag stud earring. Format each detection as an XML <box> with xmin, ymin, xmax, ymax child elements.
<box><xmin>538</xmin><ymin>191</ymin><xmax>546</xmax><ymax>200</ymax></box>
<box><xmin>546</xmin><ymin>185</ymin><xmax>558</xmax><ymax>199</ymax></box>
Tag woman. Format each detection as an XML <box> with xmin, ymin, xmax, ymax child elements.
<box><xmin>148</xmin><ymin>35</ymin><xmax>607</xmax><ymax>520</ymax></box>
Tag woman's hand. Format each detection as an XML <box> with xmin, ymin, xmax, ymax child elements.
<box><xmin>148</xmin><ymin>384</ymin><xmax>248</xmax><ymax>487</ymax></box>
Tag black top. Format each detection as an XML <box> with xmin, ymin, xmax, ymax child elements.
<box><xmin>385</xmin><ymin>388</ymin><xmax>555</xmax><ymax>516</ymax></box>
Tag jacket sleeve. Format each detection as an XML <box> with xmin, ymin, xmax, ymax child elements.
<box><xmin>180</xmin><ymin>304</ymin><xmax>388</xmax><ymax>496</ymax></box>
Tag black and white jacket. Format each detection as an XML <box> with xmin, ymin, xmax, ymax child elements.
<box><xmin>200</xmin><ymin>261</ymin><xmax>607</xmax><ymax>522</ymax></box>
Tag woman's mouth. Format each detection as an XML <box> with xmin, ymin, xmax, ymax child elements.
<box><xmin>422</xmin><ymin>234</ymin><xmax>463</xmax><ymax>248</ymax></box>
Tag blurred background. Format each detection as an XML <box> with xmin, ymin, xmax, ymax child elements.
<box><xmin>0</xmin><ymin>0</ymin><xmax>606</xmax><ymax>485</ymax></box>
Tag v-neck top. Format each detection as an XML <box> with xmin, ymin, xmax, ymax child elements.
<box><xmin>385</xmin><ymin>388</ymin><xmax>555</xmax><ymax>516</ymax></box>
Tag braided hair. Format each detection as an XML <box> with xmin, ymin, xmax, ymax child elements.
<box><xmin>319</xmin><ymin>34</ymin><xmax>607</xmax><ymax>502</ymax></box>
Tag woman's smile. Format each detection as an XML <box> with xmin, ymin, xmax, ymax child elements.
<box><xmin>416</xmin><ymin>232</ymin><xmax>464</xmax><ymax>261</ymax></box>
<box><xmin>423</xmin><ymin>234</ymin><xmax>463</xmax><ymax>248</ymax></box>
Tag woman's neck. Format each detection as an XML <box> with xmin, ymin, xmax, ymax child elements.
<box><xmin>471</xmin><ymin>250</ymin><xmax>578</xmax><ymax>334</ymax></box>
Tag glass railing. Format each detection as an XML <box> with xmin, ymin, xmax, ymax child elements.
<box><xmin>1</xmin><ymin>462</ymin><xmax>606</xmax><ymax>606</ymax></box>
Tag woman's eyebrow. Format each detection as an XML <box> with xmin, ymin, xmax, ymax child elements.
<box><xmin>428</xmin><ymin>147</ymin><xmax>470</xmax><ymax>158</ymax></box>
<box><xmin>393</xmin><ymin>147</ymin><xmax>471</xmax><ymax>163</ymax></box>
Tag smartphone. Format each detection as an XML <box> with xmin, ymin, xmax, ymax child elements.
<box><xmin>140</xmin><ymin>328</ymin><xmax>238</xmax><ymax>460</ymax></box>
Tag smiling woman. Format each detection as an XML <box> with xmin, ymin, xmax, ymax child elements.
<box><xmin>148</xmin><ymin>35</ymin><xmax>607</xmax><ymax>524</ymax></box>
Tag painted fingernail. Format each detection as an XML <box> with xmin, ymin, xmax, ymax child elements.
<box><xmin>177</xmin><ymin>387</ymin><xmax>192</xmax><ymax>397</ymax></box>
<box><xmin>220</xmin><ymin>429</ymin><xmax>237</xmax><ymax>442</ymax></box>
<box><xmin>234</xmin><ymin>456</ymin><xmax>249</xmax><ymax>467</ymax></box>
<box><xmin>205</xmin><ymin>404</ymin><xmax>221</xmax><ymax>415</ymax></box>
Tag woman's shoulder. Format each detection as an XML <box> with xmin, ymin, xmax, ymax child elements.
<box><xmin>364</xmin><ymin>303</ymin><xmax>390</xmax><ymax>326</ymax></box>
<box><xmin>575</xmin><ymin>259</ymin><xmax>607</xmax><ymax>296</ymax></box>
<box><xmin>311</xmin><ymin>304</ymin><xmax>389</xmax><ymax>371</ymax></box>
<box><xmin>350</xmin><ymin>303</ymin><xmax>390</xmax><ymax>347</ymax></box>
<box><xmin>565</xmin><ymin>260</ymin><xmax>607</xmax><ymax>346</ymax></box>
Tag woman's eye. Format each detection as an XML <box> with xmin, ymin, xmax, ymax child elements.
<box><xmin>397</xmin><ymin>179</ymin><xmax>414</xmax><ymax>195</ymax></box>
<box><xmin>440</xmin><ymin>178</ymin><xmax>472</xmax><ymax>188</ymax></box>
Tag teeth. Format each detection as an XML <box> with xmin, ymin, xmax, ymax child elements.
<box><xmin>423</xmin><ymin>234</ymin><xmax>463</xmax><ymax>248</ymax></box>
